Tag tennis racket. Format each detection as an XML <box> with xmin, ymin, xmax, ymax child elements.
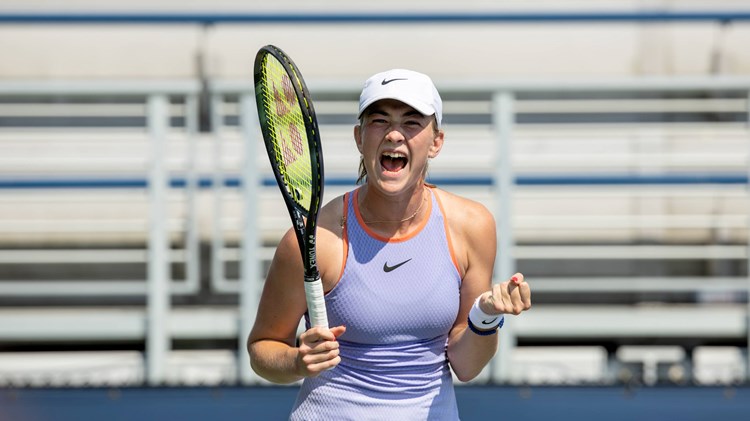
<box><xmin>253</xmin><ymin>45</ymin><xmax>328</xmax><ymax>329</ymax></box>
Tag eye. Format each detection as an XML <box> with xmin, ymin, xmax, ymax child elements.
<box><xmin>367</xmin><ymin>115</ymin><xmax>387</xmax><ymax>124</ymax></box>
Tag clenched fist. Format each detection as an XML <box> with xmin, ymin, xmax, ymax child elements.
<box><xmin>479</xmin><ymin>272</ymin><xmax>531</xmax><ymax>316</ymax></box>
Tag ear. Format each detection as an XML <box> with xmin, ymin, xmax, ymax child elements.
<box><xmin>428</xmin><ymin>129</ymin><xmax>444</xmax><ymax>159</ymax></box>
<box><xmin>353</xmin><ymin>124</ymin><xmax>364</xmax><ymax>154</ymax></box>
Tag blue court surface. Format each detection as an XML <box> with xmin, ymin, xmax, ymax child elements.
<box><xmin>1</xmin><ymin>385</ymin><xmax>748</xmax><ymax>420</ymax></box>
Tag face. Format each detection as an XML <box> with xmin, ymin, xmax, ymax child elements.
<box><xmin>354</xmin><ymin>99</ymin><xmax>444</xmax><ymax>195</ymax></box>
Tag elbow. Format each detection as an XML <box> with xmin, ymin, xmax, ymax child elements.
<box><xmin>447</xmin><ymin>350</ymin><xmax>485</xmax><ymax>383</ymax></box>
<box><xmin>246</xmin><ymin>338</ymin><xmax>271</xmax><ymax>382</ymax></box>
<box><xmin>246</xmin><ymin>337</ymin><xmax>301</xmax><ymax>385</ymax></box>
<box><xmin>452</xmin><ymin>366</ymin><xmax>483</xmax><ymax>383</ymax></box>
<box><xmin>446</xmin><ymin>339</ymin><xmax>499</xmax><ymax>383</ymax></box>
<box><xmin>246</xmin><ymin>339</ymin><xmax>262</xmax><ymax>376</ymax></box>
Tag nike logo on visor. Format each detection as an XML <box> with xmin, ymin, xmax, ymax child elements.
<box><xmin>383</xmin><ymin>258</ymin><xmax>412</xmax><ymax>272</ymax></box>
<box><xmin>381</xmin><ymin>78</ymin><xmax>407</xmax><ymax>85</ymax></box>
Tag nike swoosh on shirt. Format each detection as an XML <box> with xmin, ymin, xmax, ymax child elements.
<box><xmin>383</xmin><ymin>258</ymin><xmax>412</xmax><ymax>273</ymax></box>
<box><xmin>381</xmin><ymin>78</ymin><xmax>408</xmax><ymax>85</ymax></box>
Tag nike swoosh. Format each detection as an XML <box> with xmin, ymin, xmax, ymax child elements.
<box><xmin>381</xmin><ymin>78</ymin><xmax>407</xmax><ymax>85</ymax></box>
<box><xmin>383</xmin><ymin>258</ymin><xmax>412</xmax><ymax>273</ymax></box>
<box><xmin>481</xmin><ymin>317</ymin><xmax>499</xmax><ymax>325</ymax></box>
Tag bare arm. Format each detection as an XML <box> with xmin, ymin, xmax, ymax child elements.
<box><xmin>444</xmin><ymin>195</ymin><xmax>531</xmax><ymax>382</ymax></box>
<box><xmin>247</xmin><ymin>199</ymin><xmax>346</xmax><ymax>384</ymax></box>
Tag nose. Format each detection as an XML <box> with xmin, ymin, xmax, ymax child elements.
<box><xmin>385</xmin><ymin>128</ymin><xmax>406</xmax><ymax>143</ymax></box>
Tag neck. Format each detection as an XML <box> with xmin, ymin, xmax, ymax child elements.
<box><xmin>359</xmin><ymin>185</ymin><xmax>428</xmax><ymax>226</ymax></box>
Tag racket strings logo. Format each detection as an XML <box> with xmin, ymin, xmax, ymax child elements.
<box><xmin>281</xmin><ymin>125</ymin><xmax>303</xmax><ymax>167</ymax></box>
<box><xmin>271</xmin><ymin>75</ymin><xmax>305</xmax><ymax>167</ymax></box>
<box><xmin>265</xmin><ymin>69</ymin><xmax>308</xmax><ymax>205</ymax></box>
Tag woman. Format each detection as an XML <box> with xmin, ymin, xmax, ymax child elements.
<box><xmin>248</xmin><ymin>69</ymin><xmax>531</xmax><ymax>420</ymax></box>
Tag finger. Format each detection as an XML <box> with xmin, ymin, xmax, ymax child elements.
<box><xmin>499</xmin><ymin>281</ymin><xmax>515</xmax><ymax>313</ymax></box>
<box><xmin>303</xmin><ymin>326</ymin><xmax>337</xmax><ymax>343</ymax></box>
<box><xmin>330</xmin><ymin>325</ymin><xmax>347</xmax><ymax>338</ymax></box>
<box><xmin>298</xmin><ymin>330</ymin><xmax>338</xmax><ymax>357</ymax></box>
<box><xmin>518</xmin><ymin>282</ymin><xmax>532</xmax><ymax>308</ymax></box>
<box><xmin>509</xmin><ymin>273</ymin><xmax>530</xmax><ymax>311</ymax></box>
<box><xmin>509</xmin><ymin>287</ymin><xmax>527</xmax><ymax>315</ymax></box>
<box><xmin>510</xmin><ymin>273</ymin><xmax>524</xmax><ymax>285</ymax></box>
<box><xmin>305</xmin><ymin>343</ymin><xmax>340</xmax><ymax>361</ymax></box>
<box><xmin>309</xmin><ymin>337</ymin><xmax>340</xmax><ymax>355</ymax></box>
<box><xmin>490</xmin><ymin>283</ymin><xmax>508</xmax><ymax>313</ymax></box>
<box><xmin>306</xmin><ymin>340</ymin><xmax>341</xmax><ymax>359</ymax></box>
<box><xmin>306</xmin><ymin>327</ymin><xmax>345</xmax><ymax>353</ymax></box>
<box><xmin>306</xmin><ymin>355</ymin><xmax>342</xmax><ymax>376</ymax></box>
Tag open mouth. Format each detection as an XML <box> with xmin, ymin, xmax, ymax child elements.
<box><xmin>380</xmin><ymin>151</ymin><xmax>408</xmax><ymax>173</ymax></box>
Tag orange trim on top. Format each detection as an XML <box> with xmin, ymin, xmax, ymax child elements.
<box><xmin>337</xmin><ymin>193</ymin><xmax>350</xmax><ymax>284</ymax></box>
<box><xmin>433</xmin><ymin>189</ymin><xmax>462</xmax><ymax>277</ymax></box>
<box><xmin>353</xmin><ymin>187</ymin><xmax>433</xmax><ymax>243</ymax></box>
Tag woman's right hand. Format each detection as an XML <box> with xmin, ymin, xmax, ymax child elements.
<box><xmin>296</xmin><ymin>325</ymin><xmax>347</xmax><ymax>377</ymax></box>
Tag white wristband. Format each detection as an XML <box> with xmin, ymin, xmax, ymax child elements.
<box><xmin>468</xmin><ymin>296</ymin><xmax>504</xmax><ymax>330</ymax></box>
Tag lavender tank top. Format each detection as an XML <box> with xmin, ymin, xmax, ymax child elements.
<box><xmin>290</xmin><ymin>186</ymin><xmax>462</xmax><ymax>421</ymax></box>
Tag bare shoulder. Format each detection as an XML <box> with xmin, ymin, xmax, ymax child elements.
<box><xmin>314</xmin><ymin>193</ymin><xmax>348</xmax><ymax>288</ymax></box>
<box><xmin>317</xmin><ymin>193</ymin><xmax>346</xmax><ymax>237</ymax></box>
<box><xmin>432</xmin><ymin>188</ymin><xmax>496</xmax><ymax>276</ymax></box>
<box><xmin>432</xmin><ymin>188</ymin><xmax>495</xmax><ymax>238</ymax></box>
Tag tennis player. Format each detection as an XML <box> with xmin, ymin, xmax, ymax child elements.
<box><xmin>248</xmin><ymin>69</ymin><xmax>531</xmax><ymax>420</ymax></box>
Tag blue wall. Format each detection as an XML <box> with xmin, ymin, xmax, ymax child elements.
<box><xmin>2</xmin><ymin>386</ymin><xmax>748</xmax><ymax>421</ymax></box>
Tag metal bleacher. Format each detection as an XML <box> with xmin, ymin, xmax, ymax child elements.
<box><xmin>0</xmin><ymin>5</ymin><xmax>749</xmax><ymax>388</ymax></box>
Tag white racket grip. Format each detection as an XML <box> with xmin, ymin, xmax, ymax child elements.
<box><xmin>304</xmin><ymin>277</ymin><xmax>329</xmax><ymax>329</ymax></box>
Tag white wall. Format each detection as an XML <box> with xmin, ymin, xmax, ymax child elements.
<box><xmin>0</xmin><ymin>1</ymin><xmax>748</xmax><ymax>80</ymax></box>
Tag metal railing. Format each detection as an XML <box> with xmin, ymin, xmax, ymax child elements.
<box><xmin>0</xmin><ymin>76</ymin><xmax>749</xmax><ymax>385</ymax></box>
<box><xmin>2</xmin><ymin>10</ymin><xmax>750</xmax><ymax>24</ymax></box>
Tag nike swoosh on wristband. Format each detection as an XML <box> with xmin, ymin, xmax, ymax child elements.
<box><xmin>383</xmin><ymin>258</ymin><xmax>412</xmax><ymax>272</ymax></box>
<box><xmin>481</xmin><ymin>317</ymin><xmax>499</xmax><ymax>325</ymax></box>
<box><xmin>381</xmin><ymin>78</ymin><xmax>408</xmax><ymax>85</ymax></box>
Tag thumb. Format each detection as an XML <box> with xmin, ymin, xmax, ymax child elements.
<box><xmin>330</xmin><ymin>325</ymin><xmax>347</xmax><ymax>338</ymax></box>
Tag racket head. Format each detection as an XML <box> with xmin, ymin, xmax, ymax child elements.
<box><xmin>254</xmin><ymin>45</ymin><xmax>324</xmax><ymax>225</ymax></box>
<box><xmin>254</xmin><ymin>45</ymin><xmax>329</xmax><ymax>328</ymax></box>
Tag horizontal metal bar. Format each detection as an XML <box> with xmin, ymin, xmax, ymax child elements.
<box><xmin>515</xmin><ymin>245</ymin><xmax>748</xmax><ymax>259</ymax></box>
<box><xmin>0</xmin><ymin>173</ymin><xmax>747</xmax><ymax>189</ymax></box>
<box><xmin>0</xmin><ymin>307</ymin><xmax>238</xmax><ymax>341</ymax></box>
<box><xmin>514</xmin><ymin>305</ymin><xmax>747</xmax><ymax>338</ymax></box>
<box><xmin>0</xmin><ymin>154</ymin><xmax>745</xmax><ymax>173</ymax></box>
<box><xmin>516</xmin><ymin>215</ymin><xmax>748</xmax><ymax>229</ymax></box>
<box><xmin>2</xmin><ymin>11</ymin><xmax>750</xmax><ymax>25</ymax></box>
<box><xmin>0</xmin><ymin>80</ymin><xmax>200</xmax><ymax>96</ymax></box>
<box><xmin>0</xmin><ymin>249</ymin><xmax>186</xmax><ymax>264</ymax></box>
<box><xmin>2</xmin><ymin>77</ymin><xmax>747</xmax><ymax>97</ymax></box>
<box><xmin>516</xmin><ymin>98</ymin><xmax>749</xmax><ymax>114</ymax></box>
<box><xmin>8</xmin><ymin>98</ymin><xmax>744</xmax><ymax>116</ymax></box>
<box><xmin>0</xmin><ymin>280</ymin><xmax>197</xmax><ymax>296</ymax></box>
<box><xmin>531</xmin><ymin>276</ymin><xmax>749</xmax><ymax>292</ymax></box>
<box><xmin>0</xmin><ymin>103</ymin><xmax>187</xmax><ymax>117</ymax></box>
<box><xmin>0</xmin><ymin>305</ymin><xmax>743</xmax><ymax>341</ymax></box>
<box><xmin>514</xmin><ymin>174</ymin><xmax>750</xmax><ymax>186</ymax></box>
<box><xmin>215</xmin><ymin>76</ymin><xmax>750</xmax><ymax>94</ymax></box>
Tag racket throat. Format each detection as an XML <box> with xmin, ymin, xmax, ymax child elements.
<box><xmin>303</xmin><ymin>272</ymin><xmax>320</xmax><ymax>283</ymax></box>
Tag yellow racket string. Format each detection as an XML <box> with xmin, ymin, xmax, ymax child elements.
<box><xmin>258</xmin><ymin>53</ymin><xmax>313</xmax><ymax>212</ymax></box>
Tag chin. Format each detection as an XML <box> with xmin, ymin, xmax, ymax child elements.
<box><xmin>372</xmin><ymin>173</ymin><xmax>419</xmax><ymax>194</ymax></box>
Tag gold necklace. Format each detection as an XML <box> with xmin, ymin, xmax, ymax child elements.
<box><xmin>361</xmin><ymin>189</ymin><xmax>427</xmax><ymax>225</ymax></box>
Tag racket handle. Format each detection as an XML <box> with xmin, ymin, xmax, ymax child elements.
<box><xmin>304</xmin><ymin>277</ymin><xmax>329</xmax><ymax>329</ymax></box>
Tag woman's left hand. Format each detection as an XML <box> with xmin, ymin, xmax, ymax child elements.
<box><xmin>479</xmin><ymin>272</ymin><xmax>531</xmax><ymax>316</ymax></box>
